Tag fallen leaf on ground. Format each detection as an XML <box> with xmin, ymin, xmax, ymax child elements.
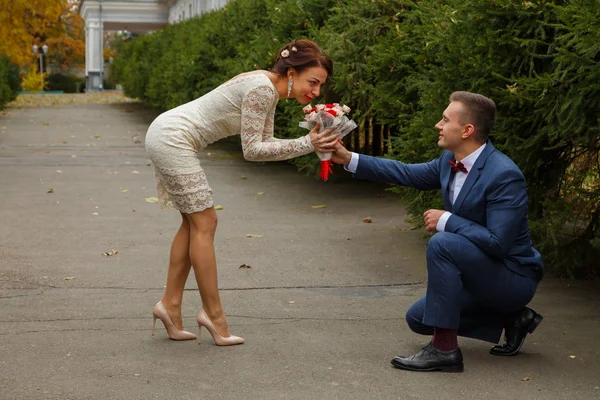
<box><xmin>373</xmin><ymin>227</ymin><xmax>412</xmax><ymax>232</ymax></box>
<box><xmin>102</xmin><ymin>249</ymin><xmax>118</xmax><ymax>256</ymax></box>
<box><xmin>94</xmin><ymin>135</ymin><xmax>102</xmax><ymax>139</ymax></box>
<box><xmin>237</xmin><ymin>176</ymin><xmax>247</xmax><ymax>180</ymax></box>
<box><xmin>246</xmin><ymin>234</ymin><xmax>263</xmax><ymax>238</ymax></box>
<box><xmin>288</xmin><ymin>301</ymin><xmax>296</xmax><ymax>304</ymax></box>
<box><xmin>363</xmin><ymin>217</ymin><xmax>372</xmax><ymax>223</ymax></box>
<box><xmin>132</xmin><ymin>171</ymin><xmax>139</xmax><ymax>174</ymax></box>
<box><xmin>311</xmin><ymin>204</ymin><xmax>327</xmax><ymax>209</ymax></box>
<box><xmin>43</xmin><ymin>122</ymin><xmax>51</xmax><ymax>126</ymax></box>
<box><xmin>56</xmin><ymin>170</ymin><xmax>63</xmax><ymax>173</ymax></box>
<box><xmin>239</xmin><ymin>264</ymin><xmax>251</xmax><ymax>269</ymax></box>
<box><xmin>87</xmin><ymin>143</ymin><xmax>96</xmax><ymax>147</ymax></box>
<box><xmin>521</xmin><ymin>377</ymin><xmax>533</xmax><ymax>381</ymax></box>
<box><xmin>257</xmin><ymin>192</ymin><xmax>265</xmax><ymax>195</ymax></box>
<box><xmin>47</xmin><ymin>188</ymin><xmax>54</xmax><ymax>193</ymax></box>
<box><xmin>215</xmin><ymin>205</ymin><xmax>224</xmax><ymax>210</ymax></box>
<box><xmin>60</xmin><ymin>140</ymin><xmax>68</xmax><ymax>144</ymax></box>
<box><xmin>569</xmin><ymin>355</ymin><xmax>576</xmax><ymax>359</ymax></box>
<box><xmin>145</xmin><ymin>197</ymin><xmax>159</xmax><ymax>203</ymax></box>
<box><xmin>63</xmin><ymin>277</ymin><xmax>75</xmax><ymax>280</ymax></box>
<box><xmin>92</xmin><ymin>212</ymin><xmax>99</xmax><ymax>215</ymax></box>
<box><xmin>121</xmin><ymin>189</ymin><xmax>129</xmax><ymax>193</ymax></box>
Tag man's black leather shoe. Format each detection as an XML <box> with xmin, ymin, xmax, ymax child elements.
<box><xmin>490</xmin><ymin>307</ymin><xmax>543</xmax><ymax>356</ymax></box>
<box><xmin>391</xmin><ymin>343</ymin><xmax>464</xmax><ymax>372</ymax></box>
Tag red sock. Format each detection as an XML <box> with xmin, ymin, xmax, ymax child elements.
<box><xmin>504</xmin><ymin>311</ymin><xmax>521</xmax><ymax>328</ymax></box>
<box><xmin>432</xmin><ymin>327</ymin><xmax>458</xmax><ymax>351</ymax></box>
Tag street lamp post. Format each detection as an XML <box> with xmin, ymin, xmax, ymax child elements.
<box><xmin>32</xmin><ymin>44</ymin><xmax>49</xmax><ymax>90</ymax></box>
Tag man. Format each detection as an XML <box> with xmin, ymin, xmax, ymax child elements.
<box><xmin>331</xmin><ymin>92</ymin><xmax>544</xmax><ymax>372</ymax></box>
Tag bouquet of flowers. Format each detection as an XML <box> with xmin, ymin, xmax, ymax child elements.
<box><xmin>299</xmin><ymin>103</ymin><xmax>357</xmax><ymax>181</ymax></box>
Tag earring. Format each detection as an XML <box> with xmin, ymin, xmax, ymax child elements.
<box><xmin>287</xmin><ymin>79</ymin><xmax>293</xmax><ymax>98</ymax></box>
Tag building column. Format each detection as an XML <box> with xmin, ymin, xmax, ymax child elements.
<box><xmin>85</xmin><ymin>18</ymin><xmax>104</xmax><ymax>91</ymax></box>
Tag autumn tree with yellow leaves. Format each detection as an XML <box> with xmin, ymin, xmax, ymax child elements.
<box><xmin>0</xmin><ymin>0</ymin><xmax>85</xmax><ymax>71</ymax></box>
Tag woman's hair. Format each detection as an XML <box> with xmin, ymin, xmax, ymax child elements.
<box><xmin>272</xmin><ymin>40</ymin><xmax>333</xmax><ymax>79</ymax></box>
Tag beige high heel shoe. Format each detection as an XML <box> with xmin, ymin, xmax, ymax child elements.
<box><xmin>152</xmin><ymin>301</ymin><xmax>197</xmax><ymax>341</ymax></box>
<box><xmin>196</xmin><ymin>309</ymin><xmax>245</xmax><ymax>346</ymax></box>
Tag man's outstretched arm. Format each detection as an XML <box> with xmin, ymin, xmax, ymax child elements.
<box><xmin>331</xmin><ymin>142</ymin><xmax>442</xmax><ymax>191</ymax></box>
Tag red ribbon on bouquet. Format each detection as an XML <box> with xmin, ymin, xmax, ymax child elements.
<box><xmin>320</xmin><ymin>160</ymin><xmax>333</xmax><ymax>181</ymax></box>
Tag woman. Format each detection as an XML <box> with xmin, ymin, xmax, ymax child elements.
<box><xmin>146</xmin><ymin>39</ymin><xmax>337</xmax><ymax>346</ymax></box>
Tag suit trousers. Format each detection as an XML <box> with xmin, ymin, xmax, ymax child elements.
<box><xmin>406</xmin><ymin>232</ymin><xmax>538</xmax><ymax>343</ymax></box>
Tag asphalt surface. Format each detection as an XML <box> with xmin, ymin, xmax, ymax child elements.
<box><xmin>1</xmin><ymin>95</ymin><xmax>599</xmax><ymax>400</ymax></box>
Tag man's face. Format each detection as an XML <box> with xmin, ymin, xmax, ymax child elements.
<box><xmin>434</xmin><ymin>101</ymin><xmax>468</xmax><ymax>151</ymax></box>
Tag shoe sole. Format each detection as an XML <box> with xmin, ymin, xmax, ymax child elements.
<box><xmin>391</xmin><ymin>361</ymin><xmax>464</xmax><ymax>373</ymax></box>
<box><xmin>490</xmin><ymin>314</ymin><xmax>543</xmax><ymax>357</ymax></box>
<box><xmin>528</xmin><ymin>314</ymin><xmax>543</xmax><ymax>334</ymax></box>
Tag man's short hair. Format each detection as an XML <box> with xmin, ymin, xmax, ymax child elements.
<box><xmin>449</xmin><ymin>91</ymin><xmax>496</xmax><ymax>142</ymax></box>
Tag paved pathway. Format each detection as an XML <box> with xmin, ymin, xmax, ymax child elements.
<box><xmin>1</xmin><ymin>95</ymin><xmax>599</xmax><ymax>399</ymax></box>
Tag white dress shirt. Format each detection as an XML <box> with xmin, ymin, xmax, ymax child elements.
<box><xmin>345</xmin><ymin>144</ymin><xmax>487</xmax><ymax>232</ymax></box>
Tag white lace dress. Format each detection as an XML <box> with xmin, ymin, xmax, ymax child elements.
<box><xmin>145</xmin><ymin>73</ymin><xmax>314</xmax><ymax>214</ymax></box>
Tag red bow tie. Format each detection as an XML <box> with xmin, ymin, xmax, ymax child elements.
<box><xmin>448</xmin><ymin>160</ymin><xmax>468</xmax><ymax>173</ymax></box>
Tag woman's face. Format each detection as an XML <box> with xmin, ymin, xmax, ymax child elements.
<box><xmin>290</xmin><ymin>66</ymin><xmax>328</xmax><ymax>104</ymax></box>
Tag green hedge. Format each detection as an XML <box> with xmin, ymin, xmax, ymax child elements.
<box><xmin>0</xmin><ymin>50</ymin><xmax>19</xmax><ymax>108</ymax></box>
<box><xmin>111</xmin><ymin>0</ymin><xmax>599</xmax><ymax>277</ymax></box>
<box><xmin>46</xmin><ymin>73</ymin><xmax>85</xmax><ymax>93</ymax></box>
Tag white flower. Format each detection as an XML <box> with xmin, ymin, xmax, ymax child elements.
<box><xmin>305</xmin><ymin>112</ymin><xmax>319</xmax><ymax>122</ymax></box>
<box><xmin>303</xmin><ymin>105</ymin><xmax>313</xmax><ymax>114</ymax></box>
<box><xmin>316</xmin><ymin>104</ymin><xmax>326</xmax><ymax>111</ymax></box>
<box><xmin>342</xmin><ymin>105</ymin><xmax>351</xmax><ymax>114</ymax></box>
<box><xmin>291</xmin><ymin>46</ymin><xmax>298</xmax><ymax>52</ymax></box>
<box><xmin>281</xmin><ymin>49</ymin><xmax>290</xmax><ymax>58</ymax></box>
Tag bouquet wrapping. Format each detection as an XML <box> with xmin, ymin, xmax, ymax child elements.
<box><xmin>299</xmin><ymin>103</ymin><xmax>357</xmax><ymax>181</ymax></box>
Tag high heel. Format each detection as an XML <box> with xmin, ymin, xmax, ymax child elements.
<box><xmin>196</xmin><ymin>308</ymin><xmax>245</xmax><ymax>346</ymax></box>
<box><xmin>152</xmin><ymin>301</ymin><xmax>197</xmax><ymax>341</ymax></box>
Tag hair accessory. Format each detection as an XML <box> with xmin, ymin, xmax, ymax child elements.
<box><xmin>281</xmin><ymin>49</ymin><xmax>290</xmax><ymax>58</ymax></box>
<box><xmin>291</xmin><ymin>46</ymin><xmax>298</xmax><ymax>52</ymax></box>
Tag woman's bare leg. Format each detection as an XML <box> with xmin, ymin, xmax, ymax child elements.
<box><xmin>185</xmin><ymin>207</ymin><xmax>231</xmax><ymax>337</ymax></box>
<box><xmin>161</xmin><ymin>213</ymin><xmax>192</xmax><ymax>330</ymax></box>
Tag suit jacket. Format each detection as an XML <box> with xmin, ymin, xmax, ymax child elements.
<box><xmin>355</xmin><ymin>141</ymin><xmax>543</xmax><ymax>280</ymax></box>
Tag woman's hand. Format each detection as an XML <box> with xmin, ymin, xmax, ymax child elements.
<box><xmin>309</xmin><ymin>123</ymin><xmax>339</xmax><ymax>152</ymax></box>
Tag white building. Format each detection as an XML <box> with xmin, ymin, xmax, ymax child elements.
<box><xmin>79</xmin><ymin>0</ymin><xmax>230</xmax><ymax>91</ymax></box>
<box><xmin>164</xmin><ymin>0</ymin><xmax>230</xmax><ymax>23</ymax></box>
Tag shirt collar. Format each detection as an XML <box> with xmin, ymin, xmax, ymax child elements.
<box><xmin>459</xmin><ymin>143</ymin><xmax>486</xmax><ymax>172</ymax></box>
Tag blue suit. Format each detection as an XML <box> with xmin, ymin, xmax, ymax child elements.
<box><xmin>355</xmin><ymin>141</ymin><xmax>543</xmax><ymax>343</ymax></box>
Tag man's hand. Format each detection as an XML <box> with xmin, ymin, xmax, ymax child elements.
<box><xmin>309</xmin><ymin>123</ymin><xmax>338</xmax><ymax>153</ymax></box>
<box><xmin>423</xmin><ymin>209</ymin><xmax>446</xmax><ymax>232</ymax></box>
<box><xmin>330</xmin><ymin>140</ymin><xmax>352</xmax><ymax>165</ymax></box>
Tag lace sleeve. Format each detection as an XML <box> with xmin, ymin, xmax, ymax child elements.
<box><xmin>240</xmin><ymin>85</ymin><xmax>314</xmax><ymax>162</ymax></box>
